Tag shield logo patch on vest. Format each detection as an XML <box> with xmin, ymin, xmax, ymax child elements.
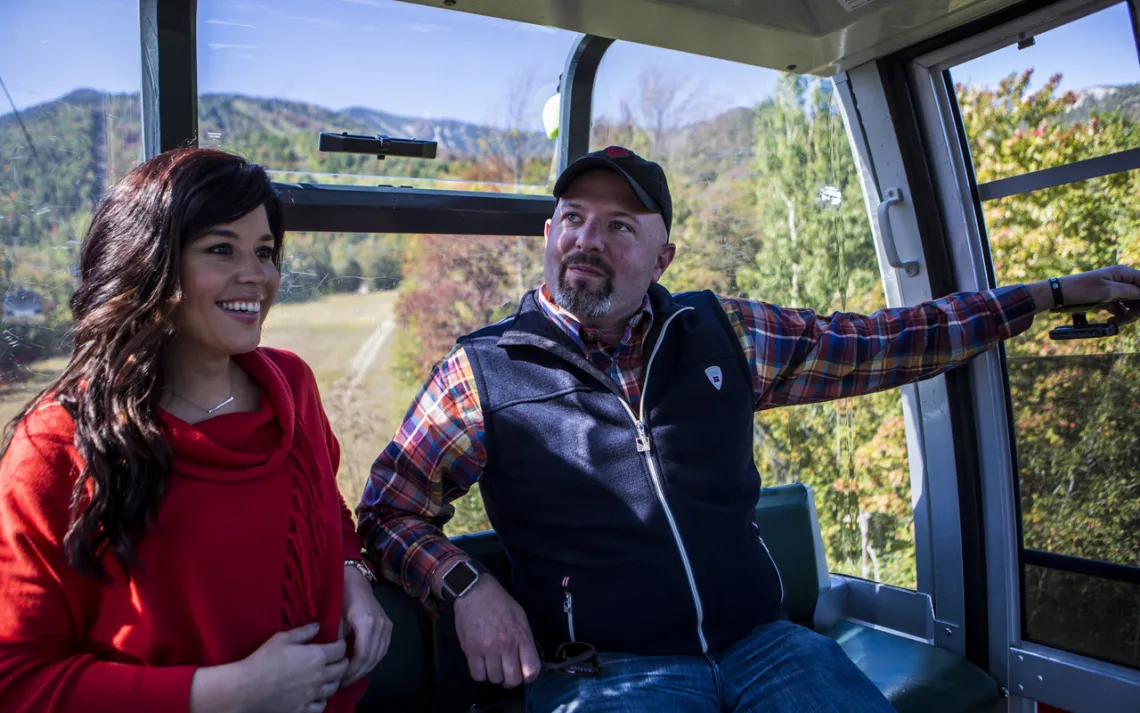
<box><xmin>705</xmin><ymin>366</ymin><xmax>723</xmax><ymax>391</ymax></box>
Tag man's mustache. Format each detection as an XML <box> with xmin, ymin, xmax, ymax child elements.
<box><xmin>561</xmin><ymin>253</ymin><xmax>615</xmax><ymax>279</ymax></box>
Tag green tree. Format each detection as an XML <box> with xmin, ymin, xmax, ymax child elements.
<box><xmin>958</xmin><ymin>70</ymin><xmax>1140</xmax><ymax>663</ymax></box>
<box><xmin>735</xmin><ymin>75</ymin><xmax>915</xmax><ymax>588</ymax></box>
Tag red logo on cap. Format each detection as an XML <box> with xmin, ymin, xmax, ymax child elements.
<box><xmin>604</xmin><ymin>146</ymin><xmax>631</xmax><ymax>158</ymax></box>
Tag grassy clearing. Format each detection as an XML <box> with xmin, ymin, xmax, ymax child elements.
<box><xmin>0</xmin><ymin>356</ymin><xmax>71</xmax><ymax>429</ymax></box>
<box><xmin>262</xmin><ymin>290</ymin><xmax>413</xmax><ymax>512</ymax></box>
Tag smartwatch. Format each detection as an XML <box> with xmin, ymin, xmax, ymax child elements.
<box><xmin>439</xmin><ymin>558</ymin><xmax>486</xmax><ymax>603</ymax></box>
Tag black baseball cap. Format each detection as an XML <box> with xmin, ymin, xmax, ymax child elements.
<box><xmin>552</xmin><ymin>146</ymin><xmax>673</xmax><ymax>235</ymax></box>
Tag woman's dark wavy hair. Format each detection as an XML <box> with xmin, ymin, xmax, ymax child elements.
<box><xmin>2</xmin><ymin>148</ymin><xmax>284</xmax><ymax>580</ymax></box>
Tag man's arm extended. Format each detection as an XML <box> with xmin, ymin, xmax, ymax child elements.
<box><xmin>721</xmin><ymin>265</ymin><xmax>1140</xmax><ymax>409</ymax></box>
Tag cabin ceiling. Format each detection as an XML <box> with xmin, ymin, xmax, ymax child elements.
<box><xmin>396</xmin><ymin>0</ymin><xmax>1031</xmax><ymax>75</ymax></box>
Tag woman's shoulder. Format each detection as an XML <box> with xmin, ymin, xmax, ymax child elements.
<box><xmin>0</xmin><ymin>401</ymin><xmax>80</xmax><ymax>504</ymax></box>
<box><xmin>9</xmin><ymin>400</ymin><xmax>75</xmax><ymax>450</ymax></box>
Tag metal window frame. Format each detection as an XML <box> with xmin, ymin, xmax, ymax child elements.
<box><xmin>1010</xmin><ymin>644</ymin><xmax>1140</xmax><ymax>711</ymax></box>
<box><xmin>977</xmin><ymin>147</ymin><xmax>1140</xmax><ymax>201</ymax></box>
<box><xmin>1131</xmin><ymin>0</ymin><xmax>1140</xmax><ymax>61</ymax></box>
<box><xmin>556</xmin><ymin>34</ymin><xmax>614</xmax><ymax>173</ymax></box>
<box><xmin>276</xmin><ymin>182</ymin><xmax>555</xmax><ymax>236</ymax></box>
<box><xmin>141</xmin><ymin>4</ymin><xmax>618</xmax><ymax>235</ymax></box>
<box><xmin>836</xmin><ymin>62</ymin><xmax>978</xmax><ymax>661</ymax></box>
<box><xmin>140</xmin><ymin>0</ymin><xmax>198</xmax><ymax>158</ymax></box>
<box><xmin>906</xmin><ymin>0</ymin><xmax>1140</xmax><ymax>708</ymax></box>
<box><xmin>1023</xmin><ymin>549</ymin><xmax>1140</xmax><ymax>585</ymax></box>
<box><xmin>880</xmin><ymin>52</ymin><xmax>1001</xmax><ymax>669</ymax></box>
<box><xmin>914</xmin><ymin>0</ymin><xmax>1122</xmax><ymax>70</ymax></box>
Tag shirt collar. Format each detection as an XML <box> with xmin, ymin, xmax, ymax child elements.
<box><xmin>537</xmin><ymin>284</ymin><xmax>654</xmax><ymax>351</ymax></box>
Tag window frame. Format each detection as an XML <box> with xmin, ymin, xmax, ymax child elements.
<box><xmin>905</xmin><ymin>0</ymin><xmax>1140</xmax><ymax>709</ymax></box>
<box><xmin>157</xmin><ymin>3</ymin><xmax>614</xmax><ymax>235</ymax></box>
<box><xmin>838</xmin><ymin>60</ymin><xmax>977</xmax><ymax>656</ymax></box>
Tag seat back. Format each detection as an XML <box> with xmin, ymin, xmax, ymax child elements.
<box><xmin>355</xmin><ymin>578</ymin><xmax>432</xmax><ymax>712</ymax></box>
<box><xmin>753</xmin><ymin>482</ymin><xmax>830</xmax><ymax>625</ymax></box>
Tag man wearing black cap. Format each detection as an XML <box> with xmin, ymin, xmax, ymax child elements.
<box><xmin>357</xmin><ymin>147</ymin><xmax>1140</xmax><ymax>711</ymax></box>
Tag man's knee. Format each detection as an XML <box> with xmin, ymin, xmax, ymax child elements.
<box><xmin>774</xmin><ymin>622</ymin><xmax>848</xmax><ymax>663</ymax></box>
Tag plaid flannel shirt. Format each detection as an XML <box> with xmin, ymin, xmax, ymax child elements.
<box><xmin>357</xmin><ymin>283</ymin><xmax>1037</xmax><ymax>605</ymax></box>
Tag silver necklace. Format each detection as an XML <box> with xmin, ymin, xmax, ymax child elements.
<box><xmin>166</xmin><ymin>372</ymin><xmax>235</xmax><ymax>415</ymax></box>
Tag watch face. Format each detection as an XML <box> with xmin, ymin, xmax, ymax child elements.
<box><xmin>444</xmin><ymin>561</ymin><xmax>479</xmax><ymax>597</ymax></box>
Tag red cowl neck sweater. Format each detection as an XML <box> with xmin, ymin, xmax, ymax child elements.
<box><xmin>0</xmin><ymin>347</ymin><xmax>368</xmax><ymax>712</ymax></box>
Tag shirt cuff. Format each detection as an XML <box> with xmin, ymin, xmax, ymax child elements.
<box><xmin>986</xmin><ymin>284</ymin><xmax>1037</xmax><ymax>339</ymax></box>
<box><xmin>401</xmin><ymin>534</ymin><xmax>467</xmax><ymax>616</ymax></box>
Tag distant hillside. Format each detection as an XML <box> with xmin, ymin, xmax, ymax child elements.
<box><xmin>1</xmin><ymin>89</ymin><xmax>551</xmax><ymax>158</ymax></box>
<box><xmin>195</xmin><ymin>93</ymin><xmax>551</xmax><ymax>158</ymax></box>
<box><xmin>3</xmin><ymin>78</ymin><xmax>1136</xmax><ymax>263</ymax></box>
<box><xmin>1068</xmin><ymin>83</ymin><xmax>1140</xmax><ymax>123</ymax></box>
<box><xmin>0</xmin><ymin>89</ymin><xmax>561</xmax><ymax>259</ymax></box>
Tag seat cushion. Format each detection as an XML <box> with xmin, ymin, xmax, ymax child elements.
<box><xmin>825</xmin><ymin>620</ymin><xmax>999</xmax><ymax>713</ymax></box>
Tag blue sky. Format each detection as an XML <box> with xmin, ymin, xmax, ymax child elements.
<box><xmin>1</xmin><ymin>0</ymin><xmax>1138</xmax><ymax>130</ymax></box>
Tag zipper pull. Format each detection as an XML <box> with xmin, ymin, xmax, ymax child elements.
<box><xmin>562</xmin><ymin>576</ymin><xmax>576</xmax><ymax>641</ymax></box>
<box><xmin>635</xmin><ymin>421</ymin><xmax>651</xmax><ymax>453</ymax></box>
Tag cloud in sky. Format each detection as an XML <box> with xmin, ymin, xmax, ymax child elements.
<box><xmin>281</xmin><ymin>15</ymin><xmax>340</xmax><ymax>30</ymax></box>
<box><xmin>205</xmin><ymin>19</ymin><xmax>257</xmax><ymax>28</ymax></box>
<box><xmin>335</xmin><ymin>0</ymin><xmax>397</xmax><ymax>7</ymax></box>
<box><xmin>404</xmin><ymin>23</ymin><xmax>447</xmax><ymax>33</ymax></box>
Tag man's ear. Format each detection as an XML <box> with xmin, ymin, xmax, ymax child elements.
<box><xmin>653</xmin><ymin>241</ymin><xmax>677</xmax><ymax>282</ymax></box>
<box><xmin>544</xmin><ymin>217</ymin><xmax>553</xmax><ymax>241</ymax></box>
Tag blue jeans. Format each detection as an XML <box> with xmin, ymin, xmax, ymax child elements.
<box><xmin>526</xmin><ymin>619</ymin><xmax>895</xmax><ymax>713</ymax></box>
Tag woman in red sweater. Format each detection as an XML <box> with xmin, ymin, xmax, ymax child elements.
<box><xmin>0</xmin><ymin>148</ymin><xmax>391</xmax><ymax>713</ymax></box>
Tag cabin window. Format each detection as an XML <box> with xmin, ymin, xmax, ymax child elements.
<box><xmin>196</xmin><ymin>0</ymin><xmax>579</xmax><ymax>195</ymax></box>
<box><xmin>590</xmin><ymin>41</ymin><xmax>918</xmax><ymax>590</ymax></box>
<box><xmin>0</xmin><ymin>0</ymin><xmax>143</xmax><ymax>423</ymax></box>
<box><xmin>953</xmin><ymin>2</ymin><xmax>1140</xmax><ymax>184</ymax></box>
<box><xmin>950</xmin><ymin>0</ymin><xmax>1140</xmax><ymax>669</ymax></box>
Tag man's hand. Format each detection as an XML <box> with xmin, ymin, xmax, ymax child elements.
<box><xmin>339</xmin><ymin>566</ymin><xmax>393</xmax><ymax>687</ymax></box>
<box><xmin>1030</xmin><ymin>265</ymin><xmax>1140</xmax><ymax>325</ymax></box>
<box><xmin>452</xmin><ymin>574</ymin><xmax>541</xmax><ymax>689</ymax></box>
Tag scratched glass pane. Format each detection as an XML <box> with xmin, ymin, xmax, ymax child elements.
<box><xmin>196</xmin><ymin>0</ymin><xmax>578</xmax><ymax>195</ymax></box>
<box><xmin>0</xmin><ymin>0</ymin><xmax>143</xmax><ymax>428</ymax></box>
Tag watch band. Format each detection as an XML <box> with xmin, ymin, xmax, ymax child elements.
<box><xmin>345</xmin><ymin>558</ymin><xmax>377</xmax><ymax>585</ymax></box>
<box><xmin>1049</xmin><ymin>276</ymin><xmax>1065</xmax><ymax>311</ymax></box>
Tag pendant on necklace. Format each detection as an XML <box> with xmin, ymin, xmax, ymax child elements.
<box><xmin>207</xmin><ymin>396</ymin><xmax>236</xmax><ymax>414</ymax></box>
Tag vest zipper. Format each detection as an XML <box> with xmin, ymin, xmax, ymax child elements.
<box><xmin>616</xmin><ymin>306</ymin><xmax>709</xmax><ymax>653</ymax></box>
<box><xmin>561</xmin><ymin>576</ymin><xmax>576</xmax><ymax>641</ymax></box>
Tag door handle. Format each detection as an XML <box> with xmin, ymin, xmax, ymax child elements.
<box><xmin>876</xmin><ymin>187</ymin><xmax>921</xmax><ymax>277</ymax></box>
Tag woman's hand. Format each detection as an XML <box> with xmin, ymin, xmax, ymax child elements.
<box><xmin>340</xmin><ymin>565</ymin><xmax>393</xmax><ymax>686</ymax></box>
<box><xmin>237</xmin><ymin>622</ymin><xmax>350</xmax><ymax>713</ymax></box>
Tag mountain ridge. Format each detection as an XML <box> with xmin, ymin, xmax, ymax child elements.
<box><xmin>3</xmin><ymin>89</ymin><xmax>555</xmax><ymax>158</ymax></box>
